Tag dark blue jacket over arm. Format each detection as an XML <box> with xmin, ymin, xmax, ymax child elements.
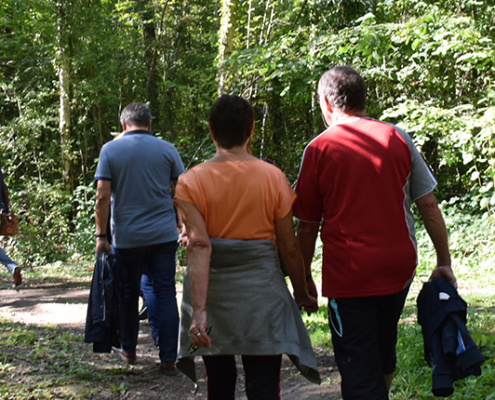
<box><xmin>84</xmin><ymin>252</ymin><xmax>120</xmax><ymax>353</ymax></box>
<box><xmin>417</xmin><ymin>278</ymin><xmax>485</xmax><ymax>397</ymax></box>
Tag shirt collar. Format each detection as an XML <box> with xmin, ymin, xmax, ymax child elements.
<box><xmin>123</xmin><ymin>129</ymin><xmax>152</xmax><ymax>136</ymax></box>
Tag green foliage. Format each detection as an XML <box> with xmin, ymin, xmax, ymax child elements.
<box><xmin>303</xmin><ymin>305</ymin><xmax>331</xmax><ymax>348</ymax></box>
<box><xmin>414</xmin><ymin>202</ymin><xmax>495</xmax><ymax>284</ymax></box>
<box><xmin>1</xmin><ymin>0</ymin><xmax>495</xmax><ymax>263</ymax></box>
<box><xmin>2</xmin><ymin>181</ymin><xmax>95</xmax><ymax>268</ymax></box>
<box><xmin>216</xmin><ymin>0</ymin><xmax>495</xmax><ymax>205</ymax></box>
<box><xmin>1</xmin><ymin>0</ymin><xmax>219</xmax><ymax>263</ymax></box>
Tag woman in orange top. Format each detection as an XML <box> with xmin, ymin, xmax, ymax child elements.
<box><xmin>174</xmin><ymin>95</ymin><xmax>319</xmax><ymax>399</ymax></box>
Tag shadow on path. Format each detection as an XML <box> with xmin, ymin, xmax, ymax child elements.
<box><xmin>0</xmin><ymin>279</ymin><xmax>343</xmax><ymax>399</ymax></box>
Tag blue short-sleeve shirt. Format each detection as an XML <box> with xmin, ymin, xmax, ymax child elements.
<box><xmin>95</xmin><ymin>130</ymin><xmax>184</xmax><ymax>248</ymax></box>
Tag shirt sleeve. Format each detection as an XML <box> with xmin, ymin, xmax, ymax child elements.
<box><xmin>94</xmin><ymin>144</ymin><xmax>112</xmax><ymax>181</ymax></box>
<box><xmin>394</xmin><ymin>125</ymin><xmax>437</xmax><ymax>200</ymax></box>
<box><xmin>293</xmin><ymin>144</ymin><xmax>323</xmax><ymax>222</ymax></box>
<box><xmin>174</xmin><ymin>169</ymin><xmax>206</xmax><ymax>214</ymax></box>
<box><xmin>169</xmin><ymin>145</ymin><xmax>185</xmax><ymax>180</ymax></box>
<box><xmin>274</xmin><ymin>170</ymin><xmax>296</xmax><ymax>220</ymax></box>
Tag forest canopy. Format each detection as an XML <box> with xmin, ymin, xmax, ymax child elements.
<box><xmin>1</xmin><ymin>0</ymin><xmax>494</xmax><ymax>265</ymax></box>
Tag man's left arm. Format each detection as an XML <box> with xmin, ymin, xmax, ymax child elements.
<box><xmin>415</xmin><ymin>192</ymin><xmax>456</xmax><ymax>286</ymax></box>
<box><xmin>95</xmin><ymin>179</ymin><xmax>112</xmax><ymax>255</ymax></box>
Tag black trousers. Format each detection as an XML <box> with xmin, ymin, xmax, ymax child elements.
<box><xmin>203</xmin><ymin>354</ymin><xmax>282</xmax><ymax>400</ymax></box>
<box><xmin>328</xmin><ymin>285</ymin><xmax>410</xmax><ymax>400</ymax></box>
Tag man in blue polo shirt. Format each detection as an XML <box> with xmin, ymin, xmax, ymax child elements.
<box><xmin>94</xmin><ymin>102</ymin><xmax>184</xmax><ymax>375</ymax></box>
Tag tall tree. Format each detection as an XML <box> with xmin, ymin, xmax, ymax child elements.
<box><xmin>56</xmin><ymin>0</ymin><xmax>74</xmax><ymax>192</ymax></box>
<box><xmin>217</xmin><ymin>0</ymin><xmax>237</xmax><ymax>94</ymax></box>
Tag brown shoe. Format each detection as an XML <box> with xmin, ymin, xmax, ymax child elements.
<box><xmin>160</xmin><ymin>362</ymin><xmax>178</xmax><ymax>376</ymax></box>
<box><xmin>112</xmin><ymin>346</ymin><xmax>136</xmax><ymax>365</ymax></box>
<box><xmin>13</xmin><ymin>267</ymin><xmax>22</xmax><ymax>287</ymax></box>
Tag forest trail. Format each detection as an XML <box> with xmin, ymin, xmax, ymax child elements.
<box><xmin>0</xmin><ymin>280</ymin><xmax>342</xmax><ymax>399</ymax></box>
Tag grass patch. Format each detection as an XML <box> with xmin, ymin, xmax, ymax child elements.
<box><xmin>303</xmin><ymin>305</ymin><xmax>332</xmax><ymax>348</ymax></box>
<box><xmin>0</xmin><ymin>319</ymin><xmax>109</xmax><ymax>399</ymax></box>
<box><xmin>0</xmin><ymin>259</ymin><xmax>93</xmax><ymax>290</ymax></box>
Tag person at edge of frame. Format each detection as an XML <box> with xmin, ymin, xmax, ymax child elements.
<box><xmin>0</xmin><ymin>167</ymin><xmax>21</xmax><ymax>286</ymax></box>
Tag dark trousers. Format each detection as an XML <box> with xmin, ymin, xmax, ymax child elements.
<box><xmin>115</xmin><ymin>241</ymin><xmax>179</xmax><ymax>362</ymax></box>
<box><xmin>203</xmin><ymin>354</ymin><xmax>282</xmax><ymax>400</ymax></box>
<box><xmin>328</xmin><ymin>285</ymin><xmax>410</xmax><ymax>400</ymax></box>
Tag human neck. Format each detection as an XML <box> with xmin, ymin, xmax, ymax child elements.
<box><xmin>328</xmin><ymin>109</ymin><xmax>365</xmax><ymax>128</ymax></box>
<box><xmin>122</xmin><ymin>124</ymin><xmax>149</xmax><ymax>133</ymax></box>
<box><xmin>210</xmin><ymin>144</ymin><xmax>256</xmax><ymax>162</ymax></box>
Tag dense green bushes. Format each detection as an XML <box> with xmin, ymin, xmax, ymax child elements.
<box><xmin>1</xmin><ymin>0</ymin><xmax>494</xmax><ymax>265</ymax></box>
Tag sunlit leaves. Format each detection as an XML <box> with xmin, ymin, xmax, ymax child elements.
<box><xmin>1</xmin><ymin>0</ymin><xmax>495</xmax><ymax>265</ymax></box>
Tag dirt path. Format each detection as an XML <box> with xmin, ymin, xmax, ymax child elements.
<box><xmin>0</xmin><ymin>280</ymin><xmax>342</xmax><ymax>399</ymax></box>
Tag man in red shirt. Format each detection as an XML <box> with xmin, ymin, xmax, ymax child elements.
<box><xmin>293</xmin><ymin>66</ymin><xmax>456</xmax><ymax>400</ymax></box>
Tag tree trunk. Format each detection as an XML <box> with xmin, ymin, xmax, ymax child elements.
<box><xmin>141</xmin><ymin>0</ymin><xmax>160</xmax><ymax>124</ymax></box>
<box><xmin>217</xmin><ymin>0</ymin><xmax>237</xmax><ymax>95</ymax></box>
<box><xmin>309</xmin><ymin>0</ymin><xmax>319</xmax><ymax>139</ymax></box>
<box><xmin>57</xmin><ymin>2</ymin><xmax>74</xmax><ymax>192</ymax></box>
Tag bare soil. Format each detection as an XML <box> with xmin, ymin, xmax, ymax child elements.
<box><xmin>0</xmin><ymin>278</ymin><xmax>342</xmax><ymax>399</ymax></box>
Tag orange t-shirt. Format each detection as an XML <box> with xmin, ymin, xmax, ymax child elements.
<box><xmin>174</xmin><ymin>160</ymin><xmax>295</xmax><ymax>241</ymax></box>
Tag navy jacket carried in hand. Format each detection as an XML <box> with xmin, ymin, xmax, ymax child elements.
<box><xmin>417</xmin><ymin>278</ymin><xmax>485</xmax><ymax>397</ymax></box>
<box><xmin>84</xmin><ymin>252</ymin><xmax>120</xmax><ymax>353</ymax></box>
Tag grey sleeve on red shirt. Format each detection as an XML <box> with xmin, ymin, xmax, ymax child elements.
<box><xmin>392</xmin><ymin>124</ymin><xmax>438</xmax><ymax>201</ymax></box>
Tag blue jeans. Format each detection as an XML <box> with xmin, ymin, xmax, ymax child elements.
<box><xmin>115</xmin><ymin>241</ymin><xmax>179</xmax><ymax>363</ymax></box>
<box><xmin>0</xmin><ymin>247</ymin><xmax>17</xmax><ymax>275</ymax></box>
<box><xmin>141</xmin><ymin>272</ymin><xmax>158</xmax><ymax>341</ymax></box>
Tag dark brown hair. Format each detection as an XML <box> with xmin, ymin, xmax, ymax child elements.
<box><xmin>208</xmin><ymin>95</ymin><xmax>254</xmax><ymax>149</ymax></box>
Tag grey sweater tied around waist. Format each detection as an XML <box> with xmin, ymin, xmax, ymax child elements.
<box><xmin>177</xmin><ymin>238</ymin><xmax>321</xmax><ymax>385</ymax></box>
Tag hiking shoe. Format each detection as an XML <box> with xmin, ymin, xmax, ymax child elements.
<box><xmin>13</xmin><ymin>267</ymin><xmax>22</xmax><ymax>287</ymax></box>
<box><xmin>112</xmin><ymin>346</ymin><xmax>136</xmax><ymax>365</ymax></box>
<box><xmin>160</xmin><ymin>362</ymin><xmax>178</xmax><ymax>376</ymax></box>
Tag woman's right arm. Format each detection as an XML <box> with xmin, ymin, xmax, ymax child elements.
<box><xmin>175</xmin><ymin>199</ymin><xmax>212</xmax><ymax>348</ymax></box>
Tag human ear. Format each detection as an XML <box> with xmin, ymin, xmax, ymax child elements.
<box><xmin>208</xmin><ymin>124</ymin><xmax>216</xmax><ymax>141</ymax></box>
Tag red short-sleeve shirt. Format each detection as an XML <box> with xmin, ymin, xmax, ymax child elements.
<box><xmin>293</xmin><ymin>117</ymin><xmax>436</xmax><ymax>298</ymax></box>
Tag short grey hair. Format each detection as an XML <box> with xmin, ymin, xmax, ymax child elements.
<box><xmin>120</xmin><ymin>102</ymin><xmax>152</xmax><ymax>127</ymax></box>
<box><xmin>318</xmin><ymin>66</ymin><xmax>366</xmax><ymax>113</ymax></box>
